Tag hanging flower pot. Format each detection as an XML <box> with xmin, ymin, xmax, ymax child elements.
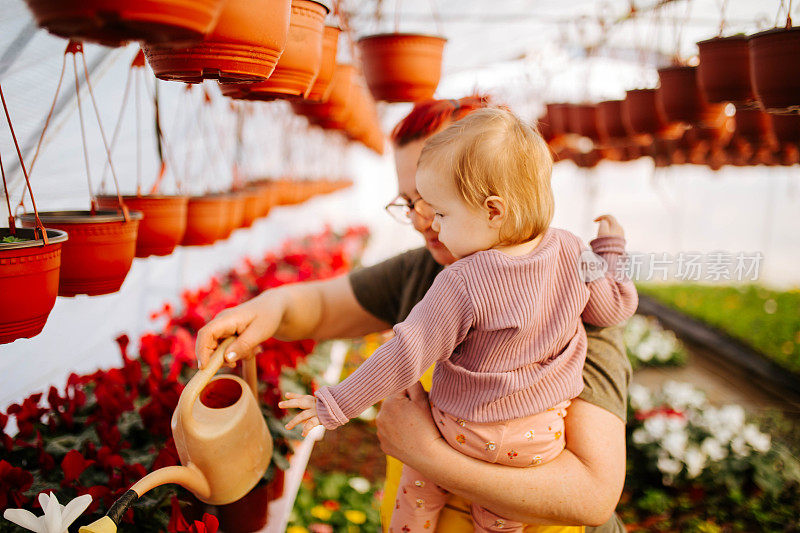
<box><xmin>143</xmin><ymin>0</ymin><xmax>292</xmax><ymax>83</ymax></box>
<box><xmin>305</xmin><ymin>26</ymin><xmax>341</xmax><ymax>102</ymax></box>
<box><xmin>0</xmin><ymin>227</ymin><xmax>68</xmax><ymax>344</ymax></box>
<box><xmin>219</xmin><ymin>0</ymin><xmax>328</xmax><ymax>100</ymax></box>
<box><xmin>596</xmin><ymin>100</ymin><xmax>632</xmax><ymax>141</ymax></box>
<box><xmin>181</xmin><ymin>194</ymin><xmax>232</xmax><ymax>246</ymax></box>
<box><xmin>225</xmin><ymin>192</ymin><xmax>246</xmax><ymax>235</ymax></box>
<box><xmin>96</xmin><ymin>195</ymin><xmax>188</xmax><ymax>257</ymax></box>
<box><xmin>291</xmin><ymin>63</ymin><xmax>355</xmax><ymax>130</ymax></box>
<box><xmin>20</xmin><ymin>211</ymin><xmax>143</xmax><ymax>297</ymax></box>
<box><xmin>657</xmin><ymin>66</ymin><xmax>708</xmax><ymax>124</ymax></box>
<box><xmin>357</xmin><ymin>33</ymin><xmax>447</xmax><ymax>103</ymax></box>
<box><xmin>697</xmin><ymin>35</ymin><xmax>756</xmax><ymax>106</ymax></box>
<box><xmin>23</xmin><ymin>0</ymin><xmax>227</xmax><ymax>48</ymax></box>
<box><xmin>239</xmin><ymin>188</ymin><xmax>263</xmax><ymax>228</ymax></box>
<box><xmin>569</xmin><ymin>104</ymin><xmax>600</xmax><ymax>141</ymax></box>
<box><xmin>544</xmin><ymin>103</ymin><xmax>572</xmax><ymax>137</ymax></box>
<box><xmin>623</xmin><ymin>89</ymin><xmax>676</xmax><ymax>137</ymax></box>
<box><xmin>748</xmin><ymin>26</ymin><xmax>800</xmax><ymax>114</ymax></box>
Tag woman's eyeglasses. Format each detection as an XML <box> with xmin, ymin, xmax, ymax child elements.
<box><xmin>384</xmin><ymin>196</ymin><xmax>434</xmax><ymax>224</ymax></box>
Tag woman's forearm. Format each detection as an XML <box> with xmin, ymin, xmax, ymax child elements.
<box><xmin>381</xmin><ymin>395</ymin><xmax>625</xmax><ymax>526</ymax></box>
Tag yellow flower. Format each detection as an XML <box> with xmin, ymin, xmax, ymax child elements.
<box><xmin>344</xmin><ymin>510</ymin><xmax>367</xmax><ymax>524</ymax></box>
<box><xmin>287</xmin><ymin>527</ymin><xmax>310</xmax><ymax>533</ymax></box>
<box><xmin>310</xmin><ymin>505</ymin><xmax>333</xmax><ymax>521</ymax></box>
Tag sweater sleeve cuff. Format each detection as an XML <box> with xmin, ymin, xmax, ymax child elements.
<box><xmin>589</xmin><ymin>235</ymin><xmax>626</xmax><ymax>256</ymax></box>
<box><xmin>314</xmin><ymin>387</ymin><xmax>350</xmax><ymax>430</ymax></box>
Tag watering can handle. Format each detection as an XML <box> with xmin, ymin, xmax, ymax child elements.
<box><xmin>180</xmin><ymin>337</ymin><xmax>259</xmax><ymax>430</ymax></box>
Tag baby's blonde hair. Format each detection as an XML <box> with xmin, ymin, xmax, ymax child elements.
<box><xmin>418</xmin><ymin>107</ymin><xmax>554</xmax><ymax>246</ymax></box>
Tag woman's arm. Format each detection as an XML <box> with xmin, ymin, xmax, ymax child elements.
<box><xmin>196</xmin><ymin>275</ymin><xmax>391</xmax><ymax>367</ymax></box>
<box><xmin>376</xmin><ymin>383</ymin><xmax>625</xmax><ymax>527</ymax></box>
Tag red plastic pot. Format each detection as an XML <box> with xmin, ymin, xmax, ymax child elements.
<box><xmin>239</xmin><ymin>188</ymin><xmax>263</xmax><ymax>228</ymax></box>
<box><xmin>0</xmin><ymin>227</ymin><xmax>68</xmax><ymax>344</ymax></box>
<box><xmin>732</xmin><ymin>107</ymin><xmax>775</xmax><ymax>145</ymax></box>
<box><xmin>305</xmin><ymin>26</ymin><xmax>340</xmax><ymax>102</ymax></box>
<box><xmin>20</xmin><ymin>211</ymin><xmax>142</xmax><ymax>297</ymax></box>
<box><xmin>697</xmin><ymin>35</ymin><xmax>756</xmax><ymax>106</ymax></box>
<box><xmin>596</xmin><ymin>100</ymin><xmax>631</xmax><ymax>141</ymax></box>
<box><xmin>96</xmin><ymin>195</ymin><xmax>188</xmax><ymax>257</ymax></box>
<box><xmin>545</xmin><ymin>103</ymin><xmax>572</xmax><ymax>136</ymax></box>
<box><xmin>358</xmin><ymin>33</ymin><xmax>447</xmax><ymax>103</ymax></box>
<box><xmin>623</xmin><ymin>89</ymin><xmax>671</xmax><ymax>135</ymax></box>
<box><xmin>657</xmin><ymin>66</ymin><xmax>707</xmax><ymax>124</ymax></box>
<box><xmin>23</xmin><ymin>0</ymin><xmax>226</xmax><ymax>47</ymax></box>
<box><xmin>748</xmin><ymin>27</ymin><xmax>800</xmax><ymax>114</ymax></box>
<box><xmin>226</xmin><ymin>193</ymin><xmax>246</xmax><ymax>235</ymax></box>
<box><xmin>291</xmin><ymin>63</ymin><xmax>355</xmax><ymax>130</ymax></box>
<box><xmin>143</xmin><ymin>0</ymin><xmax>292</xmax><ymax>83</ymax></box>
<box><xmin>181</xmin><ymin>195</ymin><xmax>231</xmax><ymax>246</ymax></box>
<box><xmin>569</xmin><ymin>104</ymin><xmax>600</xmax><ymax>140</ymax></box>
<box><xmin>219</xmin><ymin>0</ymin><xmax>328</xmax><ymax>100</ymax></box>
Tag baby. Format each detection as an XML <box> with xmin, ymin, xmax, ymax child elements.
<box><xmin>279</xmin><ymin>108</ymin><xmax>638</xmax><ymax>532</ymax></box>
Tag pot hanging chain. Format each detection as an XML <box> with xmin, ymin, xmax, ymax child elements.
<box><xmin>0</xmin><ymin>84</ymin><xmax>48</xmax><ymax>243</ymax></box>
<box><xmin>75</xmin><ymin>42</ymin><xmax>129</xmax><ymax>221</ymax></box>
<box><xmin>140</xmin><ymin>76</ymin><xmax>182</xmax><ymax>195</ymax></box>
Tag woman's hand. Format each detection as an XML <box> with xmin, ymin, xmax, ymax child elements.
<box><xmin>279</xmin><ymin>392</ymin><xmax>322</xmax><ymax>437</ymax></box>
<box><xmin>375</xmin><ymin>382</ymin><xmax>445</xmax><ymax>466</ymax></box>
<box><xmin>593</xmin><ymin>214</ymin><xmax>625</xmax><ymax>239</ymax></box>
<box><xmin>195</xmin><ymin>292</ymin><xmax>285</xmax><ymax>369</ymax></box>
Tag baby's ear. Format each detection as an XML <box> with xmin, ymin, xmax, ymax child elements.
<box><xmin>483</xmin><ymin>196</ymin><xmax>507</xmax><ymax>228</ymax></box>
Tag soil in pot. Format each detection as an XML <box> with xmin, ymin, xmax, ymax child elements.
<box><xmin>0</xmin><ymin>227</ymin><xmax>68</xmax><ymax>344</ymax></box>
<box><xmin>20</xmin><ymin>210</ymin><xmax>142</xmax><ymax>297</ymax></box>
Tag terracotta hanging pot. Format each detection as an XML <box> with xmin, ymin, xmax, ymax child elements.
<box><xmin>20</xmin><ymin>211</ymin><xmax>142</xmax><ymax>297</ymax></box>
<box><xmin>225</xmin><ymin>192</ymin><xmax>247</xmax><ymax>235</ymax></box>
<box><xmin>219</xmin><ymin>0</ymin><xmax>328</xmax><ymax>100</ymax></box>
<box><xmin>357</xmin><ymin>33</ymin><xmax>447</xmax><ymax>103</ymax></box>
<box><xmin>23</xmin><ymin>0</ymin><xmax>226</xmax><ymax>48</ymax></box>
<box><xmin>569</xmin><ymin>104</ymin><xmax>600</xmax><ymax>140</ymax></box>
<box><xmin>181</xmin><ymin>194</ymin><xmax>231</xmax><ymax>246</ymax></box>
<box><xmin>732</xmin><ymin>107</ymin><xmax>775</xmax><ymax>146</ymax></box>
<box><xmin>596</xmin><ymin>100</ymin><xmax>631</xmax><ymax>142</ymax></box>
<box><xmin>623</xmin><ymin>89</ymin><xmax>673</xmax><ymax>136</ymax></box>
<box><xmin>238</xmin><ymin>188</ymin><xmax>263</xmax><ymax>228</ymax></box>
<box><xmin>96</xmin><ymin>195</ymin><xmax>188</xmax><ymax>257</ymax></box>
<box><xmin>697</xmin><ymin>35</ymin><xmax>756</xmax><ymax>106</ymax></box>
<box><xmin>0</xmin><ymin>228</ymin><xmax>68</xmax><ymax>344</ymax></box>
<box><xmin>544</xmin><ymin>103</ymin><xmax>571</xmax><ymax>137</ymax></box>
<box><xmin>291</xmin><ymin>63</ymin><xmax>355</xmax><ymax>130</ymax></box>
<box><xmin>771</xmin><ymin>113</ymin><xmax>800</xmax><ymax>145</ymax></box>
<box><xmin>143</xmin><ymin>0</ymin><xmax>292</xmax><ymax>83</ymax></box>
<box><xmin>305</xmin><ymin>26</ymin><xmax>340</xmax><ymax>102</ymax></box>
<box><xmin>748</xmin><ymin>27</ymin><xmax>800</xmax><ymax>114</ymax></box>
<box><xmin>657</xmin><ymin>66</ymin><xmax>707</xmax><ymax>124</ymax></box>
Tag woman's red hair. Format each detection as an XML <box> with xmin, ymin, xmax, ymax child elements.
<box><xmin>390</xmin><ymin>95</ymin><xmax>492</xmax><ymax>147</ymax></box>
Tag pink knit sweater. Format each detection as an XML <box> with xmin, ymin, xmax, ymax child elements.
<box><xmin>315</xmin><ymin>228</ymin><xmax>638</xmax><ymax>429</ymax></box>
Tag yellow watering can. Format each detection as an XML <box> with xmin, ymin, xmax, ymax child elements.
<box><xmin>80</xmin><ymin>337</ymin><xmax>272</xmax><ymax>532</ymax></box>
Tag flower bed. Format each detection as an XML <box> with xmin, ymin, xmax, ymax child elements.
<box><xmin>621</xmin><ymin>381</ymin><xmax>800</xmax><ymax>532</ymax></box>
<box><xmin>287</xmin><ymin>472</ymin><xmax>382</xmax><ymax>533</ymax></box>
<box><xmin>0</xmin><ymin>226</ymin><xmax>369</xmax><ymax>532</ymax></box>
<box><xmin>637</xmin><ymin>283</ymin><xmax>800</xmax><ymax>374</ymax></box>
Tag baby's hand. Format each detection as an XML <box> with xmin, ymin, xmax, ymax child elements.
<box><xmin>278</xmin><ymin>392</ymin><xmax>321</xmax><ymax>437</ymax></box>
<box><xmin>594</xmin><ymin>214</ymin><xmax>625</xmax><ymax>239</ymax></box>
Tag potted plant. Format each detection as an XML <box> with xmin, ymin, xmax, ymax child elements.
<box><xmin>219</xmin><ymin>0</ymin><xmax>329</xmax><ymax>101</ymax></box>
<box><xmin>22</xmin><ymin>0</ymin><xmax>226</xmax><ymax>47</ymax></box>
<box><xmin>748</xmin><ymin>23</ymin><xmax>800</xmax><ymax>114</ymax></box>
<box><xmin>697</xmin><ymin>34</ymin><xmax>757</xmax><ymax>106</ymax></box>
<box><xmin>143</xmin><ymin>0</ymin><xmax>293</xmax><ymax>83</ymax></box>
<box><xmin>358</xmin><ymin>33</ymin><xmax>447</xmax><ymax>103</ymax></box>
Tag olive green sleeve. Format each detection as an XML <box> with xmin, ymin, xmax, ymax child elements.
<box><xmin>578</xmin><ymin>324</ymin><xmax>631</xmax><ymax>422</ymax></box>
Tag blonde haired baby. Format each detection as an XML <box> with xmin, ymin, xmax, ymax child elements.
<box><xmin>280</xmin><ymin>108</ymin><xmax>638</xmax><ymax>532</ymax></box>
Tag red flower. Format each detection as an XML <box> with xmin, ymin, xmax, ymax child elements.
<box><xmin>61</xmin><ymin>449</ymin><xmax>94</xmax><ymax>485</ymax></box>
<box><xmin>0</xmin><ymin>459</ymin><xmax>33</xmax><ymax>510</ymax></box>
<box><xmin>323</xmin><ymin>499</ymin><xmax>340</xmax><ymax>511</ymax></box>
<box><xmin>140</xmin><ymin>379</ymin><xmax>183</xmax><ymax>436</ymax></box>
<box><xmin>168</xmin><ymin>497</ymin><xmax>218</xmax><ymax>532</ymax></box>
<box><xmin>152</xmin><ymin>438</ymin><xmax>181</xmax><ymax>470</ymax></box>
<box><xmin>7</xmin><ymin>393</ymin><xmax>46</xmax><ymax>438</ymax></box>
<box><xmin>0</xmin><ymin>413</ymin><xmax>12</xmax><ymax>451</ymax></box>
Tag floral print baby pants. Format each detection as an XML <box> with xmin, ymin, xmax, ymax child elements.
<box><xmin>388</xmin><ymin>401</ymin><xmax>571</xmax><ymax>533</ymax></box>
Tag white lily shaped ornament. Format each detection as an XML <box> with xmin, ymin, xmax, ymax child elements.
<box><xmin>4</xmin><ymin>492</ymin><xmax>92</xmax><ymax>533</ymax></box>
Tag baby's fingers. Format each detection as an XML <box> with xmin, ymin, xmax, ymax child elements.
<box><xmin>301</xmin><ymin>416</ymin><xmax>321</xmax><ymax>437</ymax></box>
<box><xmin>278</xmin><ymin>393</ymin><xmax>315</xmax><ymax>410</ymax></box>
<box><xmin>284</xmin><ymin>408</ymin><xmax>317</xmax><ymax>431</ymax></box>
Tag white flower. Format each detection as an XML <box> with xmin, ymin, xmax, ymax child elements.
<box><xmin>701</xmin><ymin>437</ymin><xmax>728</xmax><ymax>461</ymax></box>
<box><xmin>742</xmin><ymin>424</ymin><xmax>771</xmax><ymax>453</ymax></box>
<box><xmin>657</xmin><ymin>455</ymin><xmax>682</xmax><ymax>476</ymax></box>
<box><xmin>662</xmin><ymin>430</ymin><xmax>689</xmax><ymax>460</ymax></box>
<box><xmin>357</xmin><ymin>406</ymin><xmax>377</xmax><ymax>422</ymax></box>
<box><xmin>636</xmin><ymin>338</ymin><xmax>657</xmax><ymax>362</ymax></box>
<box><xmin>643</xmin><ymin>415</ymin><xmax>668</xmax><ymax>440</ymax></box>
<box><xmin>664</xmin><ymin>416</ymin><xmax>688</xmax><ymax>433</ymax></box>
<box><xmin>348</xmin><ymin>477</ymin><xmax>371</xmax><ymax>494</ymax></box>
<box><xmin>684</xmin><ymin>447</ymin><xmax>707</xmax><ymax>478</ymax></box>
<box><xmin>628</xmin><ymin>383</ymin><xmax>652</xmax><ymax>411</ymax></box>
<box><xmin>731</xmin><ymin>437</ymin><xmax>749</xmax><ymax>457</ymax></box>
<box><xmin>663</xmin><ymin>381</ymin><xmax>705</xmax><ymax>410</ymax></box>
<box><xmin>632</xmin><ymin>428</ymin><xmax>650</xmax><ymax>445</ymax></box>
<box><xmin>4</xmin><ymin>492</ymin><xmax>92</xmax><ymax>533</ymax></box>
<box><xmin>718</xmin><ymin>405</ymin><xmax>746</xmax><ymax>432</ymax></box>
